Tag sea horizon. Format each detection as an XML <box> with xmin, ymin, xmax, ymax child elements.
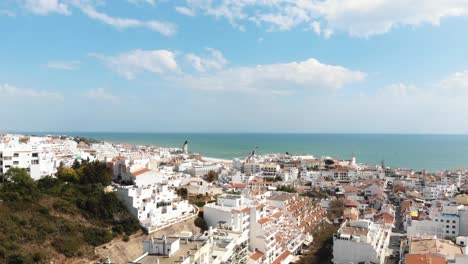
<box><xmin>11</xmin><ymin>131</ymin><xmax>468</xmax><ymax>136</ymax></box>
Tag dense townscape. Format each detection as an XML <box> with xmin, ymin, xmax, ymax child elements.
<box><xmin>1</xmin><ymin>133</ymin><xmax>468</xmax><ymax>264</ymax></box>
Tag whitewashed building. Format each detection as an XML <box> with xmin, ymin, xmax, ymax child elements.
<box><xmin>0</xmin><ymin>142</ymin><xmax>53</xmax><ymax>180</ymax></box>
<box><xmin>332</xmin><ymin>220</ymin><xmax>391</xmax><ymax>264</ymax></box>
<box><xmin>116</xmin><ymin>184</ymin><xmax>195</xmax><ymax>233</ymax></box>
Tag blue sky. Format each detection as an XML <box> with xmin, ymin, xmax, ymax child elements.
<box><xmin>2</xmin><ymin>0</ymin><xmax>468</xmax><ymax>133</ymax></box>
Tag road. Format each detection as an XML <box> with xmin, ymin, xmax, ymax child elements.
<box><xmin>385</xmin><ymin>196</ymin><xmax>406</xmax><ymax>264</ymax></box>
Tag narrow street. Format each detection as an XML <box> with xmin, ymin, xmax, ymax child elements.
<box><xmin>385</xmin><ymin>204</ymin><xmax>405</xmax><ymax>264</ymax></box>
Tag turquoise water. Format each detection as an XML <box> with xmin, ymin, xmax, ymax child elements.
<box><xmin>30</xmin><ymin>133</ymin><xmax>468</xmax><ymax>172</ymax></box>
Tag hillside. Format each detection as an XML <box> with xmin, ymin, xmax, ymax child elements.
<box><xmin>0</xmin><ymin>163</ymin><xmax>141</xmax><ymax>264</ymax></box>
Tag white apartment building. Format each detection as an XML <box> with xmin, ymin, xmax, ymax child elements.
<box><xmin>204</xmin><ymin>195</ymin><xmax>251</xmax><ymax>235</ymax></box>
<box><xmin>407</xmin><ymin>205</ymin><xmax>468</xmax><ymax>238</ymax></box>
<box><xmin>279</xmin><ymin>168</ymin><xmax>298</xmax><ymax>182</ymax></box>
<box><xmin>134</xmin><ymin>227</ymin><xmax>248</xmax><ymax>264</ymax></box>
<box><xmin>333</xmin><ymin>220</ymin><xmax>391</xmax><ymax>264</ymax></box>
<box><xmin>442</xmin><ymin>173</ymin><xmax>463</xmax><ymax>188</ymax></box>
<box><xmin>116</xmin><ymin>184</ymin><xmax>195</xmax><ymax>233</ymax></box>
<box><xmin>261</xmin><ymin>163</ymin><xmax>280</xmax><ymax>177</ymax></box>
<box><xmin>249</xmin><ymin>205</ymin><xmax>293</xmax><ymax>264</ymax></box>
<box><xmin>0</xmin><ymin>143</ymin><xmax>50</xmax><ymax>180</ymax></box>
<box><xmin>423</xmin><ymin>184</ymin><xmax>457</xmax><ymax>200</ymax></box>
<box><xmin>190</xmin><ymin>164</ymin><xmax>221</xmax><ymax>177</ymax></box>
<box><xmin>204</xmin><ymin>193</ymin><xmax>324</xmax><ymax>264</ymax></box>
<box><xmin>243</xmin><ymin>163</ymin><xmax>262</xmax><ymax>175</ymax></box>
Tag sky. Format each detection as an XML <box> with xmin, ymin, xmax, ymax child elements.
<box><xmin>1</xmin><ymin>0</ymin><xmax>468</xmax><ymax>133</ymax></box>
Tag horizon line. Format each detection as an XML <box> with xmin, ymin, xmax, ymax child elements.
<box><xmin>6</xmin><ymin>131</ymin><xmax>468</xmax><ymax>136</ymax></box>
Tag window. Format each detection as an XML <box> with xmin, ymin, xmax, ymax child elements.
<box><xmin>13</xmin><ymin>161</ymin><xmax>19</xmax><ymax>165</ymax></box>
<box><xmin>453</xmin><ymin>226</ymin><xmax>456</xmax><ymax>229</ymax></box>
<box><xmin>435</xmin><ymin>219</ymin><xmax>438</xmax><ymax>222</ymax></box>
<box><xmin>453</xmin><ymin>220</ymin><xmax>456</xmax><ymax>223</ymax></box>
<box><xmin>13</xmin><ymin>153</ymin><xmax>19</xmax><ymax>157</ymax></box>
<box><xmin>31</xmin><ymin>160</ymin><xmax>39</xmax><ymax>165</ymax></box>
<box><xmin>32</xmin><ymin>153</ymin><xmax>38</xmax><ymax>158</ymax></box>
<box><xmin>446</xmin><ymin>231</ymin><xmax>450</xmax><ymax>234</ymax></box>
<box><xmin>446</xmin><ymin>220</ymin><xmax>450</xmax><ymax>223</ymax></box>
<box><xmin>453</xmin><ymin>231</ymin><xmax>456</xmax><ymax>234</ymax></box>
<box><xmin>446</xmin><ymin>225</ymin><xmax>449</xmax><ymax>228</ymax></box>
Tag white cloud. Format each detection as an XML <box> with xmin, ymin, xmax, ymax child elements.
<box><xmin>185</xmin><ymin>48</ymin><xmax>228</xmax><ymax>72</ymax></box>
<box><xmin>183</xmin><ymin>0</ymin><xmax>468</xmax><ymax>37</ymax></box>
<box><xmin>314</xmin><ymin>0</ymin><xmax>468</xmax><ymax>37</ymax></box>
<box><xmin>323</xmin><ymin>28</ymin><xmax>333</xmax><ymax>39</ymax></box>
<box><xmin>75</xmin><ymin>3</ymin><xmax>176</xmax><ymax>36</ymax></box>
<box><xmin>310</xmin><ymin>21</ymin><xmax>321</xmax><ymax>35</ymax></box>
<box><xmin>46</xmin><ymin>60</ymin><xmax>81</xmax><ymax>70</ymax></box>
<box><xmin>0</xmin><ymin>83</ymin><xmax>63</xmax><ymax>100</ymax></box>
<box><xmin>90</xmin><ymin>49</ymin><xmax>179</xmax><ymax>80</ymax></box>
<box><xmin>378</xmin><ymin>71</ymin><xmax>468</xmax><ymax>99</ymax></box>
<box><xmin>377</xmin><ymin>83</ymin><xmax>420</xmax><ymax>97</ymax></box>
<box><xmin>175</xmin><ymin>58</ymin><xmax>366</xmax><ymax>93</ymax></box>
<box><xmin>127</xmin><ymin>0</ymin><xmax>156</xmax><ymax>6</ymax></box>
<box><xmin>438</xmin><ymin>70</ymin><xmax>468</xmax><ymax>96</ymax></box>
<box><xmin>175</xmin><ymin>6</ymin><xmax>195</xmax><ymax>16</ymax></box>
<box><xmin>0</xmin><ymin>10</ymin><xmax>16</xmax><ymax>17</ymax></box>
<box><xmin>84</xmin><ymin>88</ymin><xmax>118</xmax><ymax>102</ymax></box>
<box><xmin>25</xmin><ymin>0</ymin><xmax>71</xmax><ymax>15</ymax></box>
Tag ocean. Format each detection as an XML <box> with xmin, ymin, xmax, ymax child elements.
<box><xmin>27</xmin><ymin>132</ymin><xmax>468</xmax><ymax>172</ymax></box>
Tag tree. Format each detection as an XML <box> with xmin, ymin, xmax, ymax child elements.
<box><xmin>71</xmin><ymin>160</ymin><xmax>81</xmax><ymax>170</ymax></box>
<box><xmin>56</xmin><ymin>168</ymin><xmax>79</xmax><ymax>183</ymax></box>
<box><xmin>4</xmin><ymin>168</ymin><xmax>33</xmax><ymax>185</ymax></box>
<box><xmin>205</xmin><ymin>170</ymin><xmax>219</xmax><ymax>183</ymax></box>
<box><xmin>194</xmin><ymin>217</ymin><xmax>208</xmax><ymax>230</ymax></box>
<box><xmin>176</xmin><ymin>188</ymin><xmax>188</xmax><ymax>199</ymax></box>
<box><xmin>277</xmin><ymin>185</ymin><xmax>297</xmax><ymax>193</ymax></box>
<box><xmin>328</xmin><ymin>199</ymin><xmax>345</xmax><ymax>219</ymax></box>
<box><xmin>78</xmin><ymin>161</ymin><xmax>112</xmax><ymax>186</ymax></box>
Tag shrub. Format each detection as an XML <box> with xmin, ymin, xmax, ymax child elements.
<box><xmin>52</xmin><ymin>236</ymin><xmax>82</xmax><ymax>258</ymax></box>
<box><xmin>6</xmin><ymin>254</ymin><xmax>33</xmax><ymax>264</ymax></box>
<box><xmin>193</xmin><ymin>201</ymin><xmax>206</xmax><ymax>207</ymax></box>
<box><xmin>84</xmin><ymin>227</ymin><xmax>113</xmax><ymax>246</ymax></box>
<box><xmin>194</xmin><ymin>217</ymin><xmax>208</xmax><ymax>230</ymax></box>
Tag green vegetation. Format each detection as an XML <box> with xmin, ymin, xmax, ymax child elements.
<box><xmin>303</xmin><ymin>189</ymin><xmax>331</xmax><ymax>199</ymax></box>
<box><xmin>296</xmin><ymin>222</ymin><xmax>339</xmax><ymax>264</ymax></box>
<box><xmin>276</xmin><ymin>185</ymin><xmax>297</xmax><ymax>193</ymax></box>
<box><xmin>328</xmin><ymin>199</ymin><xmax>345</xmax><ymax>219</ymax></box>
<box><xmin>204</xmin><ymin>170</ymin><xmax>219</xmax><ymax>182</ymax></box>
<box><xmin>176</xmin><ymin>188</ymin><xmax>188</xmax><ymax>199</ymax></box>
<box><xmin>194</xmin><ymin>217</ymin><xmax>208</xmax><ymax>231</ymax></box>
<box><xmin>0</xmin><ymin>164</ymin><xmax>140</xmax><ymax>263</ymax></box>
<box><xmin>189</xmin><ymin>193</ymin><xmax>215</xmax><ymax>208</ymax></box>
<box><xmin>264</xmin><ymin>176</ymin><xmax>282</xmax><ymax>182</ymax></box>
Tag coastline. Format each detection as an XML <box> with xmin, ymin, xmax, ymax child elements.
<box><xmin>202</xmin><ymin>156</ymin><xmax>233</xmax><ymax>164</ymax></box>
<box><xmin>16</xmin><ymin>132</ymin><xmax>468</xmax><ymax>172</ymax></box>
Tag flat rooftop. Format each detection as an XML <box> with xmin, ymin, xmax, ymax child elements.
<box><xmin>135</xmin><ymin>240</ymin><xmax>206</xmax><ymax>264</ymax></box>
<box><xmin>409</xmin><ymin>238</ymin><xmax>463</xmax><ymax>257</ymax></box>
<box><xmin>340</xmin><ymin>226</ymin><xmax>369</xmax><ymax>237</ymax></box>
